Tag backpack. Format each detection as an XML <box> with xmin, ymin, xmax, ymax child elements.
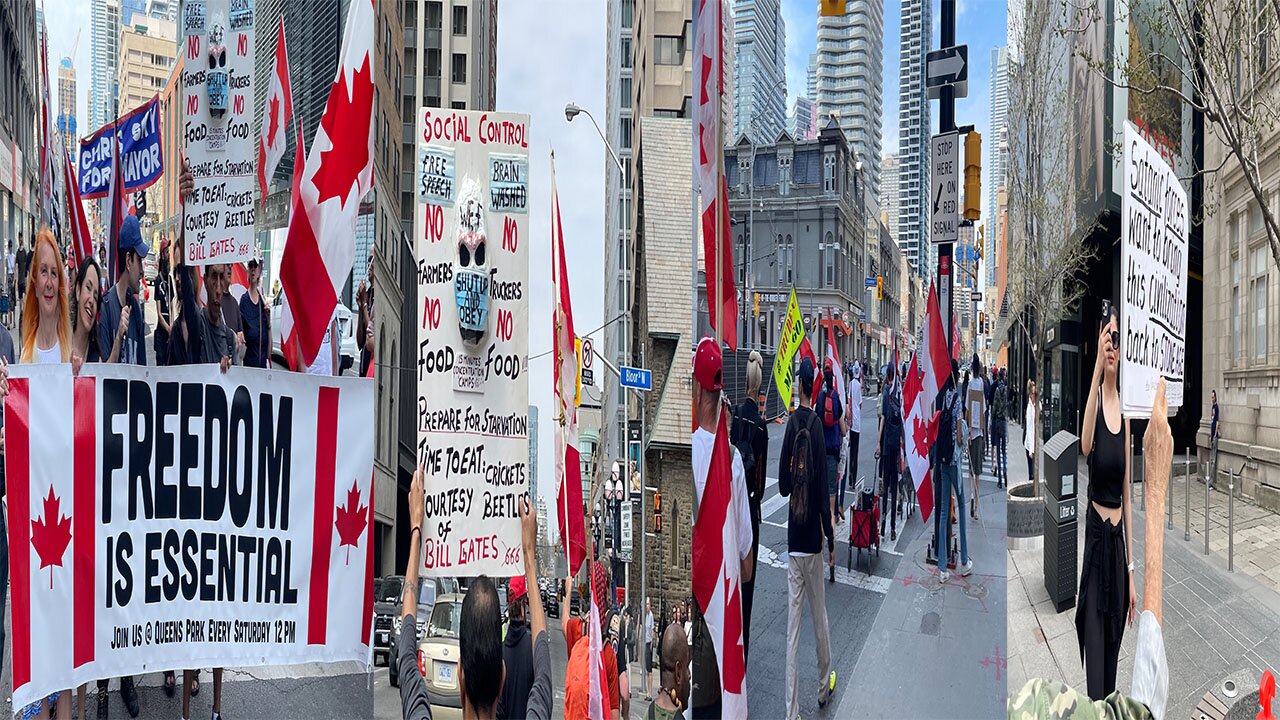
<box><xmin>993</xmin><ymin>382</ymin><xmax>1008</xmax><ymax>423</ymax></box>
<box><xmin>730</xmin><ymin>404</ymin><xmax>757</xmax><ymax>485</ymax></box>
<box><xmin>935</xmin><ymin>389</ymin><xmax>956</xmax><ymax>465</ymax></box>
<box><xmin>690</xmin><ymin>602</ymin><xmax>720</xmax><ymax>707</ymax></box>
<box><xmin>820</xmin><ymin>390</ymin><xmax>838</xmax><ymax>429</ymax></box>
<box><xmin>789</xmin><ymin>411</ymin><xmax>817</xmax><ymax>526</ymax></box>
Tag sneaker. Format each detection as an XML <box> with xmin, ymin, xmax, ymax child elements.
<box><xmin>120</xmin><ymin>677</ymin><xmax>140</xmax><ymax>719</ymax></box>
<box><xmin>818</xmin><ymin>671</ymin><xmax>836</xmax><ymax>707</ymax></box>
<box><xmin>939</xmin><ymin>570</ymin><xmax>950</xmax><ymax>583</ymax></box>
<box><xmin>890</xmin><ymin>528</ymin><xmax>896</xmax><ymax>542</ymax></box>
<box><xmin>212</xmin><ymin>712</ymin><xmax>223</xmax><ymax>720</ymax></box>
<box><xmin>958</xmin><ymin>560</ymin><xmax>973</xmax><ymax>577</ymax></box>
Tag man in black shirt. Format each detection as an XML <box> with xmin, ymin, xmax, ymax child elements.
<box><xmin>398</xmin><ymin>468</ymin><xmax>553</xmax><ymax>720</ymax></box>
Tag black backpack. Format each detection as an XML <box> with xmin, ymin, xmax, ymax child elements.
<box><xmin>730</xmin><ymin>404</ymin><xmax>757</xmax><ymax>484</ymax></box>
<box><xmin>934</xmin><ymin>390</ymin><xmax>956</xmax><ymax>466</ymax></box>
<box><xmin>691</xmin><ymin>601</ymin><xmax>720</xmax><ymax>708</ymax></box>
<box><xmin>789</xmin><ymin>411</ymin><xmax>817</xmax><ymax>526</ymax></box>
<box><xmin>993</xmin><ymin>382</ymin><xmax>1008</xmax><ymax>423</ymax></box>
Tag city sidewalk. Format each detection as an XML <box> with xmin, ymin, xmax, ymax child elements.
<box><xmin>1007</xmin><ymin>422</ymin><xmax>1280</xmax><ymax>720</ymax></box>
<box><xmin>839</xmin><ymin>428</ymin><xmax>1010</xmax><ymax>719</ymax></box>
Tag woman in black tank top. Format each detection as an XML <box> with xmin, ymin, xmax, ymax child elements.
<box><xmin>1076</xmin><ymin>305</ymin><xmax>1135</xmax><ymax>701</ymax></box>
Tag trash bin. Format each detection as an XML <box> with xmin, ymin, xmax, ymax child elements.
<box><xmin>1042</xmin><ymin>429</ymin><xmax>1080</xmax><ymax>613</ymax></box>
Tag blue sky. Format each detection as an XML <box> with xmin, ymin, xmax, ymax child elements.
<box><xmin>781</xmin><ymin>0</ymin><xmax>1008</xmax><ymax>218</ymax></box>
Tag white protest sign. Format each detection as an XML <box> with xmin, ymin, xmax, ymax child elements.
<box><xmin>181</xmin><ymin>0</ymin><xmax>257</xmax><ymax>266</ymax></box>
<box><xmin>1121</xmin><ymin>121</ymin><xmax>1187</xmax><ymax>417</ymax></box>
<box><xmin>4</xmin><ymin>364</ymin><xmax>374</xmax><ymax>710</ymax></box>
<box><xmin>415</xmin><ymin>109</ymin><xmax>530</xmax><ymax>577</ymax></box>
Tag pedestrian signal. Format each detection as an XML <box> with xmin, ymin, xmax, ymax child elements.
<box><xmin>875</xmin><ymin>276</ymin><xmax>883</xmax><ymax>301</ymax></box>
<box><xmin>820</xmin><ymin>0</ymin><xmax>847</xmax><ymax>16</ymax></box>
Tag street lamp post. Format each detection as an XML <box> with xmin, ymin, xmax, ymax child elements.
<box><xmin>566</xmin><ymin>101</ymin><xmax>638</xmax><ymax>609</ymax></box>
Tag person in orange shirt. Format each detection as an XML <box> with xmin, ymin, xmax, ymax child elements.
<box><xmin>562</xmin><ymin>562</ymin><xmax>621</xmax><ymax>719</ymax></box>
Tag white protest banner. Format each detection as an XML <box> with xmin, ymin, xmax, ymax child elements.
<box><xmin>181</xmin><ymin>0</ymin><xmax>257</xmax><ymax>266</ymax></box>
<box><xmin>5</xmin><ymin>364</ymin><xmax>374</xmax><ymax>710</ymax></box>
<box><xmin>415</xmin><ymin>108</ymin><xmax>530</xmax><ymax>578</ymax></box>
<box><xmin>1120</xmin><ymin>120</ymin><xmax>1187</xmax><ymax>417</ymax></box>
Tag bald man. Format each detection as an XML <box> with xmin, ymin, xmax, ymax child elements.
<box><xmin>652</xmin><ymin>622</ymin><xmax>690</xmax><ymax>720</ymax></box>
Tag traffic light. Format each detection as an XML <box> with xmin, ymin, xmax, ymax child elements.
<box><xmin>978</xmin><ymin>311</ymin><xmax>984</xmax><ymax>333</ymax></box>
<box><xmin>964</xmin><ymin>131</ymin><xmax>981</xmax><ymax>221</ymax></box>
<box><xmin>753</xmin><ymin>292</ymin><xmax>760</xmax><ymax>317</ymax></box>
<box><xmin>653</xmin><ymin>492</ymin><xmax>662</xmax><ymax>533</ymax></box>
<box><xmin>820</xmin><ymin>0</ymin><xmax>847</xmax><ymax>16</ymax></box>
<box><xmin>875</xmin><ymin>276</ymin><xmax>883</xmax><ymax>301</ymax></box>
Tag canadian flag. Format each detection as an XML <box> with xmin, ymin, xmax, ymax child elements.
<box><xmin>902</xmin><ymin>283</ymin><xmax>953</xmax><ymax>522</ymax></box>
<box><xmin>280</xmin><ymin>115</ymin><xmax>306</xmax><ymax>372</ymax></box>
<box><xmin>65</xmin><ymin>150</ymin><xmax>92</xmax><ymax>268</ymax></box>
<box><xmin>587</xmin><ymin>577</ymin><xmax>606</xmax><ymax>720</ymax></box>
<box><xmin>278</xmin><ymin>0</ymin><xmax>374</xmax><ymax>368</ymax></box>
<box><xmin>257</xmin><ymin>16</ymin><xmax>293</xmax><ymax>200</ymax></box>
<box><xmin>825</xmin><ymin>309</ymin><xmax>845</xmax><ymax>405</ymax></box>
<box><xmin>694</xmin><ymin>0</ymin><xmax>737</xmax><ymax>349</ymax></box>
<box><xmin>691</xmin><ymin>410</ymin><xmax>748</xmax><ymax>718</ymax></box>
<box><xmin>551</xmin><ymin>155</ymin><xmax>586</xmax><ymax>577</ymax></box>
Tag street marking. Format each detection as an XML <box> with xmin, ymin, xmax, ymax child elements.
<box><xmin>756</xmin><ymin>545</ymin><xmax>892</xmax><ymax>594</ymax></box>
<box><xmin>761</xmin><ymin>493</ymin><xmax>789</xmax><ymax>519</ymax></box>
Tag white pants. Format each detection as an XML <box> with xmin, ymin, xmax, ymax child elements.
<box><xmin>786</xmin><ymin>552</ymin><xmax>832</xmax><ymax>720</ymax></box>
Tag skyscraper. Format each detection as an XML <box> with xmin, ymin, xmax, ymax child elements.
<box><xmin>806</xmin><ymin>51</ymin><xmax>817</xmax><ymax>101</ymax></box>
<box><xmin>896</xmin><ymin>0</ymin><xmax>930</xmax><ymax>277</ymax></box>
<box><xmin>732</xmin><ymin>0</ymin><xmax>787</xmax><ymax>144</ymax></box>
<box><xmin>880</xmin><ymin>152</ymin><xmax>900</xmax><ymax>245</ymax></box>
<box><xmin>792</xmin><ymin>95</ymin><xmax>816</xmax><ymax>140</ymax></box>
<box><xmin>816</xmin><ymin>0</ymin><xmax>883</xmax><ymax>198</ymax></box>
<box><xmin>602</xmin><ymin>0</ymin><xmax>635</xmax><ymax>471</ymax></box>
<box><xmin>987</xmin><ymin>45</ymin><xmax>1008</xmax><ymax>286</ymax></box>
<box><xmin>90</xmin><ymin>0</ymin><xmax>120</xmax><ymax>133</ymax></box>
<box><xmin>56</xmin><ymin>58</ymin><xmax>77</xmax><ymax>156</ymax></box>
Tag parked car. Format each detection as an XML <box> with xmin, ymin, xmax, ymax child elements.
<box><xmin>388</xmin><ymin>576</ymin><xmax>459</xmax><ymax>688</ymax></box>
<box><xmin>417</xmin><ymin>594</ymin><xmax>464</xmax><ymax>718</ymax></box>
<box><xmin>270</xmin><ymin>293</ymin><xmax>357</xmax><ymax>373</ymax></box>
<box><xmin>540</xmin><ymin>579</ymin><xmax>559</xmax><ymax>618</ymax></box>
<box><xmin>372</xmin><ymin>575</ymin><xmax>404</xmax><ymax>667</ymax></box>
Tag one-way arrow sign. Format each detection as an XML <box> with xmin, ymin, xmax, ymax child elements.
<box><xmin>927</xmin><ymin>45</ymin><xmax>968</xmax><ymax>99</ymax></box>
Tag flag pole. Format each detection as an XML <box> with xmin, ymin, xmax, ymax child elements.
<box><xmin>712</xmin><ymin>0</ymin><xmax>723</xmax><ymax>353</ymax></box>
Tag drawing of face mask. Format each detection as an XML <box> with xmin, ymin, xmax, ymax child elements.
<box><xmin>454</xmin><ymin>179</ymin><xmax>489</xmax><ymax>347</ymax></box>
<box><xmin>206</xmin><ymin>24</ymin><xmax>228</xmax><ymax>118</ymax></box>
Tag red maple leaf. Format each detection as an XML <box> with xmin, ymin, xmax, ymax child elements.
<box><xmin>267</xmin><ymin>95</ymin><xmax>281</xmax><ymax>148</ymax></box>
<box><xmin>335</xmin><ymin>480</ymin><xmax>368</xmax><ymax>565</ymax></box>
<box><xmin>313</xmin><ymin>54</ymin><xmax>374</xmax><ymax>208</ymax></box>
<box><xmin>31</xmin><ymin>486</ymin><xmax>72</xmax><ymax>589</ymax></box>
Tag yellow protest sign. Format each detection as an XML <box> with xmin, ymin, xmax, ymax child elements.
<box><xmin>771</xmin><ymin>289</ymin><xmax>806</xmax><ymax>408</ymax></box>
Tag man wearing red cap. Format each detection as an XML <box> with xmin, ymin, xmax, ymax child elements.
<box><xmin>689</xmin><ymin>337</ymin><xmax>754</xmax><ymax>718</ymax></box>
<box><xmin>497</xmin><ymin>574</ymin><xmax>534</xmax><ymax>719</ymax></box>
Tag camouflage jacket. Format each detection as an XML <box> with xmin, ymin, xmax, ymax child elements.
<box><xmin>1009</xmin><ymin>679</ymin><xmax>1153</xmax><ymax>720</ymax></box>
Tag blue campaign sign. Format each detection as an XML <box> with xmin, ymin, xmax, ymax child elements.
<box><xmin>78</xmin><ymin>96</ymin><xmax>165</xmax><ymax>200</ymax></box>
<box><xmin>620</xmin><ymin>366</ymin><xmax>652</xmax><ymax>391</ymax></box>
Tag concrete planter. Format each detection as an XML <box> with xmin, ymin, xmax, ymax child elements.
<box><xmin>1007</xmin><ymin>481</ymin><xmax>1043</xmax><ymax>548</ymax></box>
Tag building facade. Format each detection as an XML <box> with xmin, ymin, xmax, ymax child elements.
<box><xmin>90</xmin><ymin>0</ymin><xmax>119</xmax><ymax>134</ymax></box>
<box><xmin>791</xmin><ymin>95</ymin><xmax>816</xmax><ymax>140</ymax></box>
<box><xmin>117</xmin><ymin>15</ymin><xmax>175</xmax><ymax>229</ymax></box>
<box><xmin>601</xmin><ymin>0</ymin><xmax>636</xmax><ymax>497</ymax></box>
<box><xmin>731</xmin><ymin>0</ymin><xmax>786</xmax><ymax>144</ymax></box>
<box><xmin>1</xmin><ymin>0</ymin><xmax>39</xmax><ymax>250</ymax></box>
<box><xmin>880</xmin><ymin>151</ymin><xmax>899</xmax><ymax>245</ymax></box>
<box><xmin>895</xmin><ymin>0</ymin><xmax>929</xmax><ymax>277</ymax></box>
<box><xmin>392</xmin><ymin>0</ymin><xmax>499</xmax><ymax>575</ymax></box>
<box><xmin>56</xmin><ymin>57</ymin><xmax>76</xmax><ymax>156</ymax></box>
<box><xmin>722</xmin><ymin>119</ymin><xmax>867</xmax><ymax>361</ymax></box>
<box><xmin>987</xmin><ymin>45</ymin><xmax>1008</xmax><ymax>286</ymax></box>
<box><xmin>816</xmin><ymin>0</ymin><xmax>883</xmax><ymax>200</ymax></box>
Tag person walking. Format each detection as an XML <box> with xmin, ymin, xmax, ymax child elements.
<box><xmin>777</xmin><ymin>357</ymin><xmax>836</xmax><ymax>718</ymax></box>
<box><xmin>644</xmin><ymin>598</ymin><xmax>656</xmax><ymax>699</ymax></box>
<box><xmin>730</xmin><ymin>351</ymin><xmax>768</xmax><ymax>665</ymax></box>
<box><xmin>992</xmin><ymin>368</ymin><xmax>1009</xmax><ymax>489</ymax></box>
<box><xmin>1025</xmin><ymin>381</ymin><xmax>1038</xmax><ymax>484</ymax></box>
<box><xmin>816</xmin><ymin>359</ymin><xmax>847</xmax><ymax>537</ymax></box>
<box><xmin>845</xmin><ymin>363</ymin><xmax>863</xmax><ymax>506</ymax></box>
<box><xmin>875</xmin><ymin>362</ymin><xmax>904</xmax><ymax>541</ymax></box>
<box><xmin>1208</xmin><ymin>389</ymin><xmax>1219</xmax><ymax>490</ymax></box>
<box><xmin>690</xmin><ymin>337</ymin><xmax>752</xmax><ymax>720</ymax></box>
<box><xmin>964</xmin><ymin>356</ymin><xmax>988</xmax><ymax>519</ymax></box>
<box><xmin>1077</xmin><ymin>303</ymin><xmax>1135</xmax><ymax>702</ymax></box>
<box><xmin>239</xmin><ymin>256</ymin><xmax>270</xmax><ymax>369</ymax></box>
<box><xmin>934</xmin><ymin>359</ymin><xmax>973</xmax><ymax>582</ymax></box>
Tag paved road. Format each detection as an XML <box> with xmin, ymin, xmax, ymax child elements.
<box><xmin>742</xmin><ymin>397</ymin><xmax>902</xmax><ymax>719</ymax></box>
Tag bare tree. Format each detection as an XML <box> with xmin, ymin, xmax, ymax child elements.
<box><xmin>1071</xmin><ymin>0</ymin><xmax>1280</xmax><ymax>267</ymax></box>
<box><xmin>1006</xmin><ymin>0</ymin><xmax>1100</xmax><ymax>496</ymax></box>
